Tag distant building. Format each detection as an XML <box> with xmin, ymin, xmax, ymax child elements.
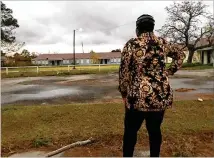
<box><xmin>166</xmin><ymin>37</ymin><xmax>214</xmax><ymax>64</ymax></box>
<box><xmin>198</xmin><ymin>46</ymin><xmax>214</xmax><ymax>64</ymax></box>
<box><xmin>32</xmin><ymin>52</ymin><xmax>121</xmax><ymax>66</ymax></box>
<box><xmin>32</xmin><ymin>51</ymin><xmax>188</xmax><ymax>66</ymax></box>
<box><xmin>195</xmin><ymin>38</ymin><xmax>214</xmax><ymax>64</ymax></box>
<box><xmin>32</xmin><ymin>38</ymin><xmax>214</xmax><ymax>66</ymax></box>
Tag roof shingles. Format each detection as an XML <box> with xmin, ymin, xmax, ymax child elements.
<box><xmin>34</xmin><ymin>52</ymin><xmax>121</xmax><ymax>60</ymax></box>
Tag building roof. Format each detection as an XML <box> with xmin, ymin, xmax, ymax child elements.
<box><xmin>33</xmin><ymin>52</ymin><xmax>121</xmax><ymax>61</ymax></box>
<box><xmin>195</xmin><ymin>37</ymin><xmax>214</xmax><ymax>48</ymax></box>
<box><xmin>34</xmin><ymin>38</ymin><xmax>213</xmax><ymax>61</ymax></box>
<box><xmin>197</xmin><ymin>46</ymin><xmax>214</xmax><ymax>51</ymax></box>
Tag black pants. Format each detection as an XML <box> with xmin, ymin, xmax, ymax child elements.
<box><xmin>123</xmin><ymin>108</ymin><xmax>165</xmax><ymax>157</ymax></box>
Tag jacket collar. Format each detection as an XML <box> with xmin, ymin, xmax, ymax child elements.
<box><xmin>138</xmin><ymin>32</ymin><xmax>155</xmax><ymax>38</ymax></box>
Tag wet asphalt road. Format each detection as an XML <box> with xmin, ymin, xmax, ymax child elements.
<box><xmin>1</xmin><ymin>72</ymin><xmax>214</xmax><ymax>105</ymax></box>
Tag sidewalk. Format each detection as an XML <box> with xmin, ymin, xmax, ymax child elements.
<box><xmin>174</xmin><ymin>69</ymin><xmax>214</xmax><ymax>77</ymax></box>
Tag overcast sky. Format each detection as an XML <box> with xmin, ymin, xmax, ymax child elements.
<box><xmin>4</xmin><ymin>1</ymin><xmax>214</xmax><ymax>54</ymax></box>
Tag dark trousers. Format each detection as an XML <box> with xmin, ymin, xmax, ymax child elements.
<box><xmin>123</xmin><ymin>108</ymin><xmax>165</xmax><ymax>157</ymax></box>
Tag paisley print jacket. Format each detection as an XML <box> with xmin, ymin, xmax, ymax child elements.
<box><xmin>118</xmin><ymin>32</ymin><xmax>186</xmax><ymax>111</ymax></box>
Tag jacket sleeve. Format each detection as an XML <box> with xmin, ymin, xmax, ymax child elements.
<box><xmin>163</xmin><ymin>39</ymin><xmax>186</xmax><ymax>75</ymax></box>
<box><xmin>118</xmin><ymin>41</ymin><xmax>132</xmax><ymax>98</ymax></box>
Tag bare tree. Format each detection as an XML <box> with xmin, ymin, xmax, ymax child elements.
<box><xmin>157</xmin><ymin>1</ymin><xmax>214</xmax><ymax>63</ymax></box>
<box><xmin>1</xmin><ymin>41</ymin><xmax>25</xmax><ymax>54</ymax></box>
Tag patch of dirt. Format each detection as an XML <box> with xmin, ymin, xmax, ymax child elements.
<box><xmin>63</xmin><ymin>144</ymin><xmax>122</xmax><ymax>157</ymax></box>
<box><xmin>175</xmin><ymin>88</ymin><xmax>196</xmax><ymax>92</ymax></box>
<box><xmin>62</xmin><ymin>131</ymin><xmax>214</xmax><ymax>157</ymax></box>
<box><xmin>2</xmin><ymin>128</ymin><xmax>214</xmax><ymax>157</ymax></box>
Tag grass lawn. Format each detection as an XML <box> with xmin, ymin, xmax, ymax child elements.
<box><xmin>181</xmin><ymin>65</ymin><xmax>213</xmax><ymax>70</ymax></box>
<box><xmin>1</xmin><ymin>63</ymin><xmax>213</xmax><ymax>78</ymax></box>
<box><xmin>1</xmin><ymin>100</ymin><xmax>214</xmax><ymax>157</ymax></box>
<box><xmin>1</xmin><ymin>65</ymin><xmax>119</xmax><ymax>78</ymax></box>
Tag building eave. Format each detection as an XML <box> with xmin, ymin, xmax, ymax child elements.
<box><xmin>197</xmin><ymin>46</ymin><xmax>214</xmax><ymax>51</ymax></box>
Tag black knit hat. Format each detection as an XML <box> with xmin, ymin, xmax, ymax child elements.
<box><xmin>136</xmin><ymin>14</ymin><xmax>155</xmax><ymax>26</ymax></box>
<box><xmin>136</xmin><ymin>14</ymin><xmax>155</xmax><ymax>36</ymax></box>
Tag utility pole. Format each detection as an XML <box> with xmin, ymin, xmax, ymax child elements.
<box><xmin>73</xmin><ymin>28</ymin><xmax>83</xmax><ymax>69</ymax></box>
<box><xmin>82</xmin><ymin>42</ymin><xmax>84</xmax><ymax>53</ymax></box>
<box><xmin>73</xmin><ymin>29</ymin><xmax>76</xmax><ymax>69</ymax></box>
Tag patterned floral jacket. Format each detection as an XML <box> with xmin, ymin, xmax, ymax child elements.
<box><xmin>118</xmin><ymin>32</ymin><xmax>186</xmax><ymax>111</ymax></box>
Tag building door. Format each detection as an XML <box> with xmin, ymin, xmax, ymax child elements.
<box><xmin>57</xmin><ymin>60</ymin><xmax>60</xmax><ymax>65</ymax></box>
<box><xmin>201</xmin><ymin>51</ymin><xmax>204</xmax><ymax>64</ymax></box>
<box><xmin>51</xmin><ymin>61</ymin><xmax>54</xmax><ymax>66</ymax></box>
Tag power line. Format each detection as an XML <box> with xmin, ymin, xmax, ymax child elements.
<box><xmin>100</xmin><ymin>21</ymin><xmax>135</xmax><ymax>32</ymax></box>
<box><xmin>80</xmin><ymin>20</ymin><xmax>136</xmax><ymax>33</ymax></box>
<box><xmin>74</xmin><ymin>20</ymin><xmax>136</xmax><ymax>48</ymax></box>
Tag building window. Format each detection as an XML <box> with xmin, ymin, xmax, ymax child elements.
<box><xmin>63</xmin><ymin>60</ymin><xmax>70</xmax><ymax>64</ymax></box>
<box><xmin>76</xmin><ymin>60</ymin><xmax>79</xmax><ymax>64</ymax></box>
<box><xmin>81</xmin><ymin>59</ymin><xmax>83</xmax><ymax>64</ymax></box>
<box><xmin>118</xmin><ymin>58</ymin><xmax>121</xmax><ymax>62</ymax></box>
<box><xmin>86</xmin><ymin>59</ymin><xmax>89</xmax><ymax>64</ymax></box>
<box><xmin>113</xmin><ymin>58</ymin><xmax>116</xmax><ymax>62</ymax></box>
<box><xmin>110</xmin><ymin>59</ymin><xmax>113</xmax><ymax>62</ymax></box>
<box><xmin>38</xmin><ymin>61</ymin><xmax>41</xmax><ymax>64</ymax></box>
<box><xmin>63</xmin><ymin>60</ymin><xmax>68</xmax><ymax>64</ymax></box>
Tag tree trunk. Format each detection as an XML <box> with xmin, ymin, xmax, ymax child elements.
<box><xmin>187</xmin><ymin>49</ymin><xmax>195</xmax><ymax>63</ymax></box>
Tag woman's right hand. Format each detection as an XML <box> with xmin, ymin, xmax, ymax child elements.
<box><xmin>123</xmin><ymin>98</ymin><xmax>130</xmax><ymax>109</ymax></box>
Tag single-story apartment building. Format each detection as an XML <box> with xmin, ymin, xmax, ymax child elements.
<box><xmin>166</xmin><ymin>37</ymin><xmax>214</xmax><ymax>64</ymax></box>
<box><xmin>33</xmin><ymin>51</ymin><xmax>177</xmax><ymax>66</ymax></box>
<box><xmin>32</xmin><ymin>52</ymin><xmax>122</xmax><ymax>66</ymax></box>
<box><xmin>195</xmin><ymin>38</ymin><xmax>214</xmax><ymax>64</ymax></box>
<box><xmin>198</xmin><ymin>46</ymin><xmax>214</xmax><ymax>64</ymax></box>
<box><xmin>33</xmin><ymin>37</ymin><xmax>214</xmax><ymax>66</ymax></box>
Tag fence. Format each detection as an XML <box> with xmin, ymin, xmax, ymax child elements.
<box><xmin>1</xmin><ymin>64</ymin><xmax>120</xmax><ymax>75</ymax></box>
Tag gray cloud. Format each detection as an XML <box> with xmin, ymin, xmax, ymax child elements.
<box><xmin>5</xmin><ymin>1</ymin><xmax>214</xmax><ymax>50</ymax></box>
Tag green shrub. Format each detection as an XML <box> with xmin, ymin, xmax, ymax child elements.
<box><xmin>33</xmin><ymin>137</ymin><xmax>51</xmax><ymax>147</ymax></box>
<box><xmin>182</xmin><ymin>62</ymin><xmax>202</xmax><ymax>68</ymax></box>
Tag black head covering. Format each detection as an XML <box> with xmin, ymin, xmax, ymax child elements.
<box><xmin>136</xmin><ymin>14</ymin><xmax>155</xmax><ymax>36</ymax></box>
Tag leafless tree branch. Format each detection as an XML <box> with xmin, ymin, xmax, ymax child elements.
<box><xmin>157</xmin><ymin>1</ymin><xmax>212</xmax><ymax>63</ymax></box>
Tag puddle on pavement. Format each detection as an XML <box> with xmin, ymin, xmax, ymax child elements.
<box><xmin>1</xmin><ymin>77</ymin><xmax>213</xmax><ymax>105</ymax></box>
<box><xmin>169</xmin><ymin>78</ymin><xmax>213</xmax><ymax>90</ymax></box>
<box><xmin>2</xmin><ymin>87</ymin><xmax>80</xmax><ymax>104</ymax></box>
